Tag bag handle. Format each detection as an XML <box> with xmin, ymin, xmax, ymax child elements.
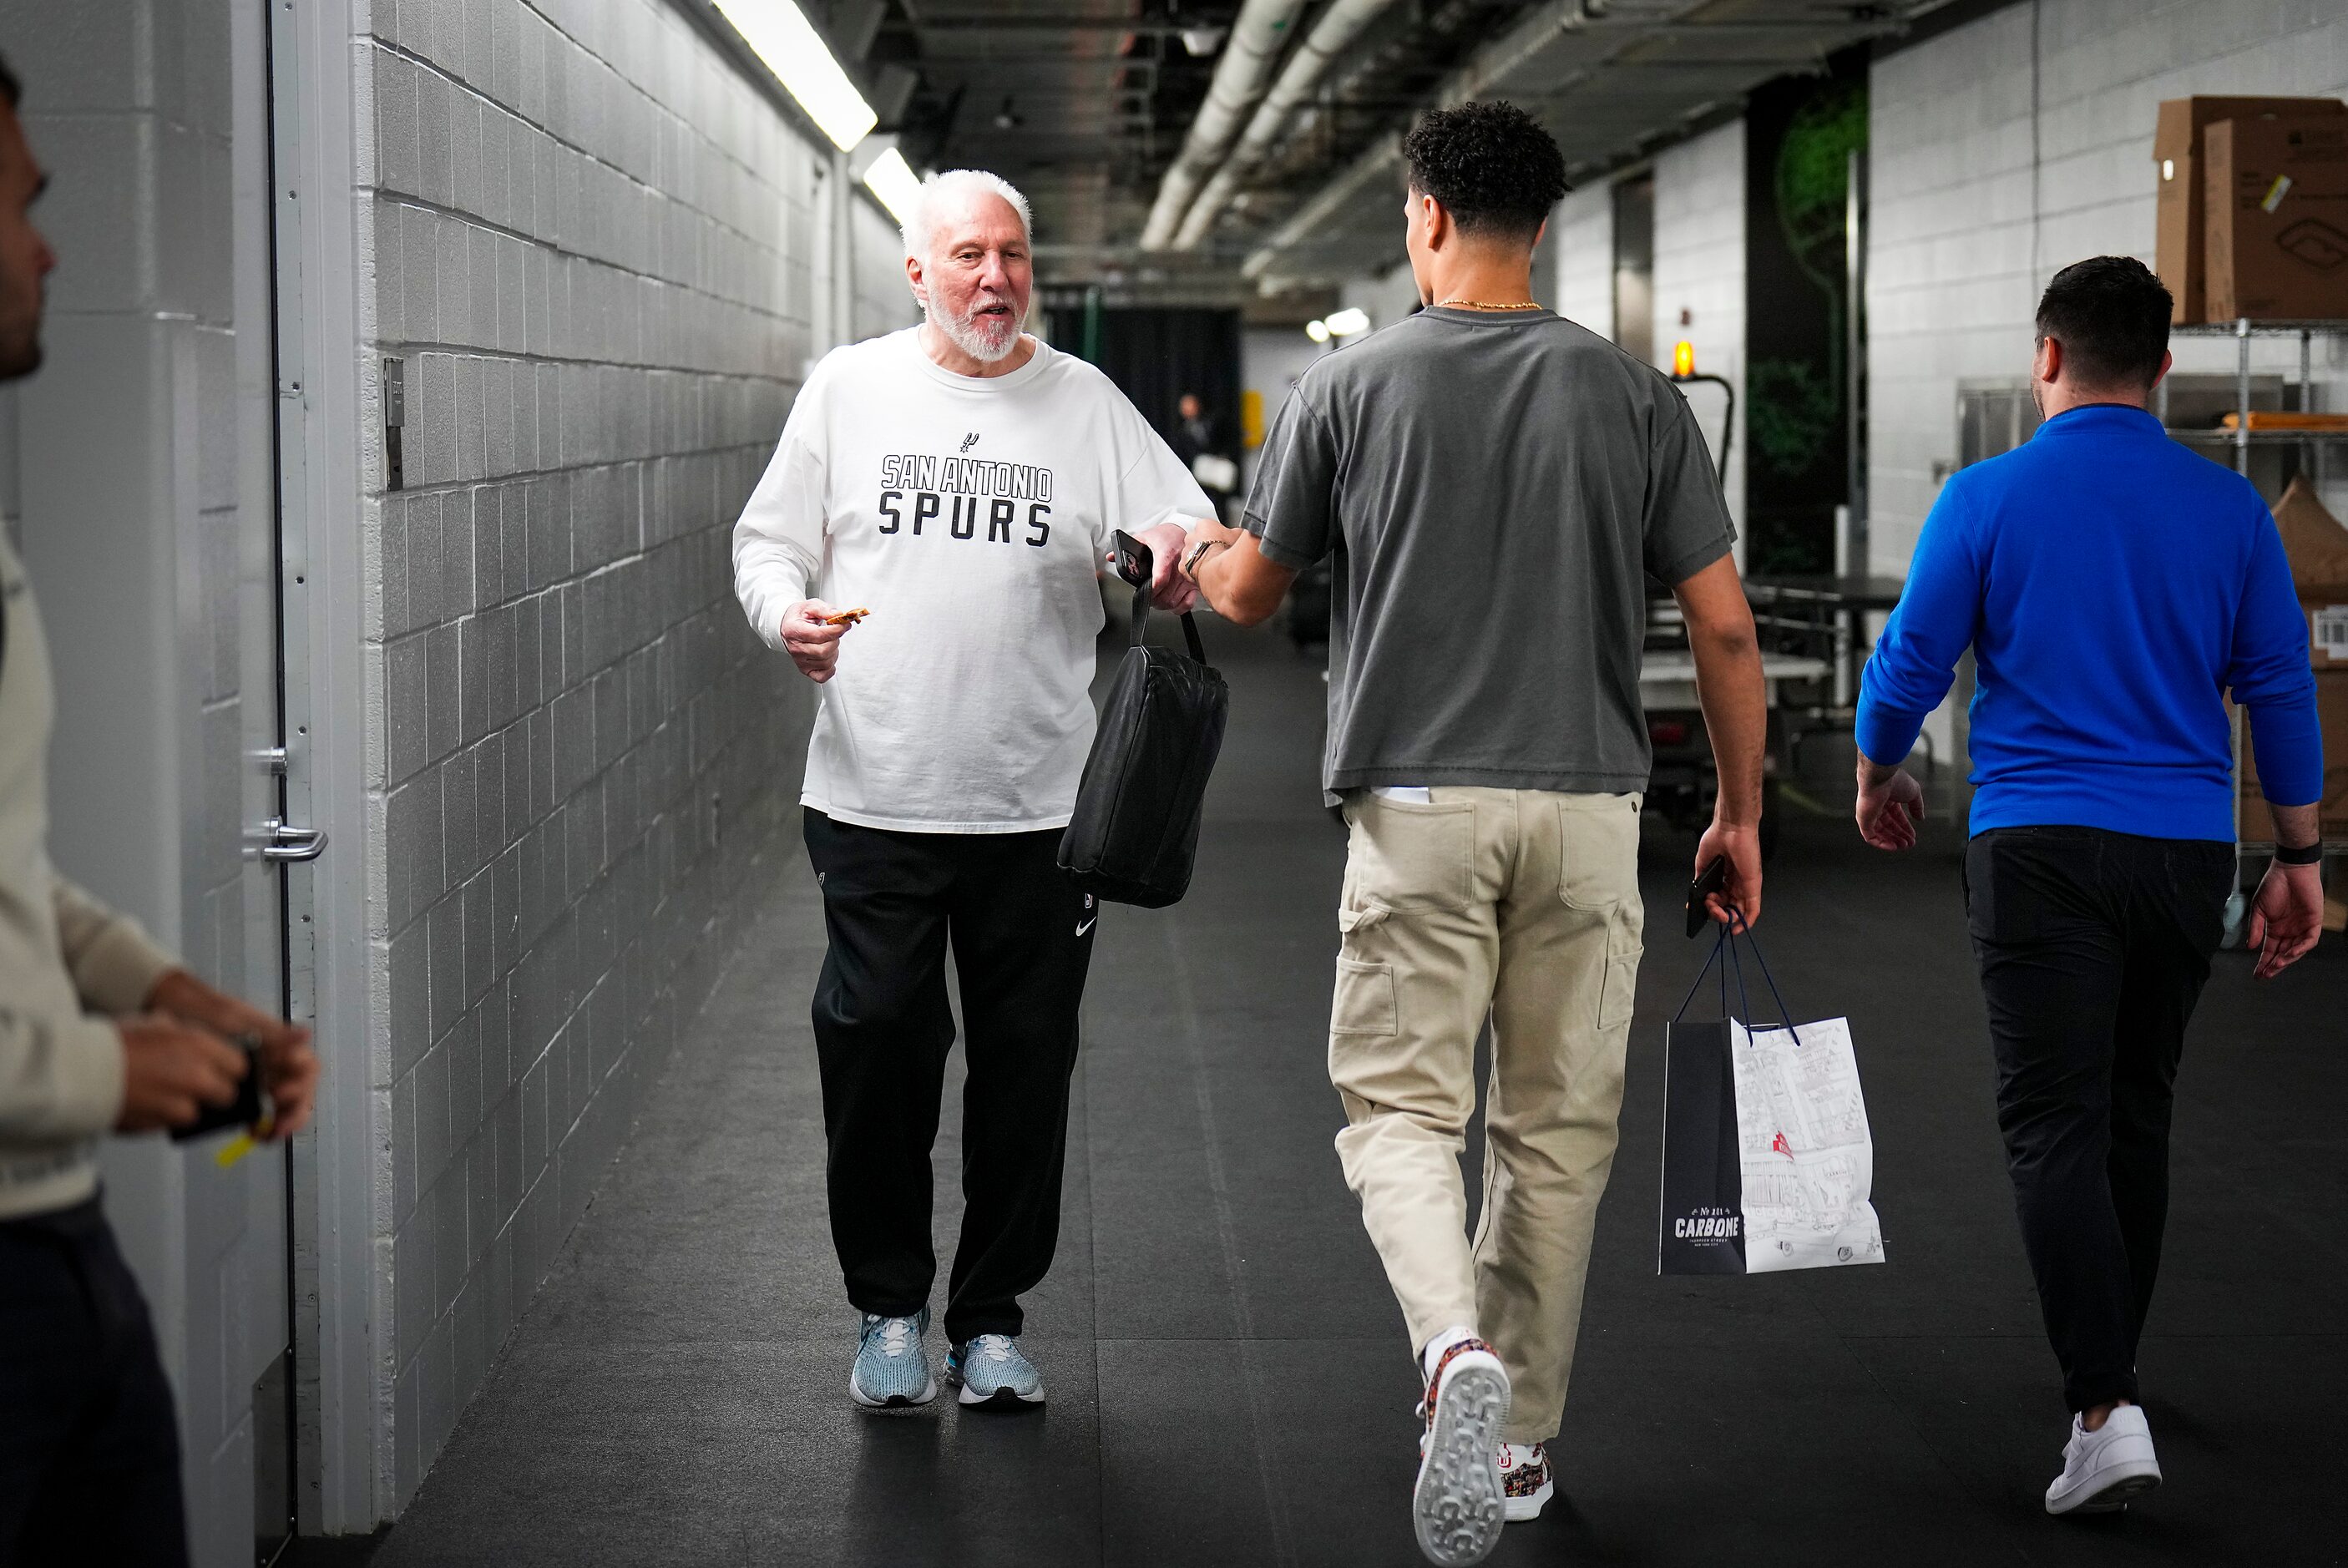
<box><xmin>1121</xmin><ymin>543</ymin><xmax>1211</xmax><ymax>665</ymax></box>
<box><xmin>1671</xmin><ymin>908</ymin><xmax>1804</xmax><ymax>1045</ymax></box>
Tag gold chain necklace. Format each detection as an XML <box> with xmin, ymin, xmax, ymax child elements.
<box><xmin>1434</xmin><ymin>299</ymin><xmax>1543</xmax><ymax>311</ymax></box>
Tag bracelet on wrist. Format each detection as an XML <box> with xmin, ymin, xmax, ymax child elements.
<box><xmin>2273</xmin><ymin>841</ymin><xmax>2323</xmax><ymax>867</ymax></box>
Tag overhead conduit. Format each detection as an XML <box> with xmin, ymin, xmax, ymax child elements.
<box><xmin>1166</xmin><ymin>0</ymin><xmax>1401</xmax><ymax>250</ymax></box>
<box><xmin>1136</xmin><ymin>0</ymin><xmax>1311</xmax><ymax>250</ymax></box>
<box><xmin>1241</xmin><ymin>0</ymin><xmax>1608</xmax><ymax>280</ymax></box>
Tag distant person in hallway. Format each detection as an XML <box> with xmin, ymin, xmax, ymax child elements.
<box><xmin>0</xmin><ymin>53</ymin><xmax>319</xmax><ymax>1568</ymax></box>
<box><xmin>1169</xmin><ymin>390</ymin><xmax>1237</xmax><ymax>518</ymax></box>
<box><xmin>731</xmin><ymin>169</ymin><xmax>1211</xmax><ymax>1414</ymax></box>
<box><xmin>1174</xmin><ymin>103</ymin><xmax>1769</xmax><ymax>1565</ymax></box>
<box><xmin>1853</xmin><ymin>255</ymin><xmax>2325</xmax><ymax>1517</ymax></box>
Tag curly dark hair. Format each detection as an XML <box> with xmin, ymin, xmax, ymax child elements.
<box><xmin>1401</xmin><ymin>101</ymin><xmax>1567</xmax><ymax>241</ymax></box>
<box><xmin>2035</xmin><ymin>255</ymin><xmax>2172</xmax><ymax>389</ymax></box>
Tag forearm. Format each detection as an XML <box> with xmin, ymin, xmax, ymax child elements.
<box><xmin>0</xmin><ymin>1009</ymin><xmax>127</xmax><ymax>1140</ymax></box>
<box><xmin>2270</xmin><ymin>802</ymin><xmax>2321</xmax><ymax>852</ymax></box>
<box><xmin>733</xmin><ymin>540</ymin><xmax>817</xmax><ymax>651</ymax></box>
<box><xmin>1192</xmin><ymin>527</ymin><xmax>1294</xmax><ymax>628</ymax></box>
<box><xmin>52</xmin><ymin>876</ymin><xmax>180</xmax><ymax>1017</ymax></box>
<box><xmin>2244</xmin><ymin>689</ymin><xmax>2323</xmax><ymax>818</ymax></box>
<box><xmin>1693</xmin><ymin>631</ymin><xmax>1768</xmax><ymax>827</ymax></box>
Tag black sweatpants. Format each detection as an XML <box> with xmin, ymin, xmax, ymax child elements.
<box><xmin>0</xmin><ymin>1197</ymin><xmax>189</xmax><ymax>1568</ymax></box>
<box><xmin>1964</xmin><ymin>826</ymin><xmax>2233</xmax><ymax>1415</ymax></box>
<box><xmin>804</xmin><ymin>809</ymin><xmax>1096</xmax><ymax>1344</ymax></box>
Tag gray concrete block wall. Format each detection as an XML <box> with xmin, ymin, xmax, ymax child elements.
<box><xmin>1550</xmin><ymin>183</ymin><xmax>1613</xmax><ymax>340</ymax></box>
<box><xmin>851</xmin><ymin>193</ymin><xmax>918</xmax><ymax>341</ymax></box>
<box><xmin>1868</xmin><ymin>0</ymin><xmax>2348</xmax><ymax>579</ymax></box>
<box><xmin>1652</xmin><ymin>120</ymin><xmax>1747</xmax><ymax>542</ymax></box>
<box><xmin>356</xmin><ymin>0</ymin><xmax>906</xmax><ymax>1504</ymax></box>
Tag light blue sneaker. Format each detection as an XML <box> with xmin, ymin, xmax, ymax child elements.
<box><xmin>945</xmin><ymin>1334</ymin><xmax>1045</xmax><ymax>1409</ymax></box>
<box><xmin>848</xmin><ymin>1309</ymin><xmax>936</xmax><ymax>1409</ymax></box>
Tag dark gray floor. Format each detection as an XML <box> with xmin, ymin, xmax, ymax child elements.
<box><xmin>361</xmin><ymin>621</ymin><xmax>2347</xmax><ymax>1567</ymax></box>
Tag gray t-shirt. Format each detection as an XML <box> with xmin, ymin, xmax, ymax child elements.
<box><xmin>1246</xmin><ymin>306</ymin><xmax>1735</xmax><ymax>803</ymax></box>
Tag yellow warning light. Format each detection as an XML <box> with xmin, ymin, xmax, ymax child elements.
<box><xmin>1672</xmin><ymin>340</ymin><xmax>1697</xmax><ymax>378</ymax></box>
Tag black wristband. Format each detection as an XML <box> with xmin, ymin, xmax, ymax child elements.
<box><xmin>2274</xmin><ymin>841</ymin><xmax>2323</xmax><ymax>866</ymax></box>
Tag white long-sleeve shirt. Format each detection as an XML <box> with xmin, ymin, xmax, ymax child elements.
<box><xmin>732</xmin><ymin>329</ymin><xmax>1214</xmax><ymax>833</ymax></box>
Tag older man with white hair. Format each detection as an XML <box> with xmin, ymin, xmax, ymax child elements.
<box><xmin>733</xmin><ymin>169</ymin><xmax>1212</xmax><ymax>1411</ymax></box>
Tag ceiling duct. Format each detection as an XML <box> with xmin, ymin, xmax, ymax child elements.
<box><xmin>1136</xmin><ymin>0</ymin><xmax>1311</xmax><ymax>250</ymax></box>
<box><xmin>1238</xmin><ymin>1</ymin><xmax>1599</xmax><ymax>275</ymax></box>
<box><xmin>1240</xmin><ymin>133</ymin><xmax>1400</xmax><ymax>279</ymax></box>
<box><xmin>1167</xmin><ymin>0</ymin><xmax>1400</xmax><ymax>250</ymax></box>
<box><xmin>1241</xmin><ymin>0</ymin><xmax>1961</xmax><ymax>286</ymax></box>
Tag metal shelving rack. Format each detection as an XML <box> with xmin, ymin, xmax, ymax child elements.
<box><xmin>2160</xmin><ymin>318</ymin><xmax>2348</xmax><ymax>940</ymax></box>
<box><xmin>2163</xmin><ymin>317</ymin><xmax>2348</xmax><ymax>485</ymax></box>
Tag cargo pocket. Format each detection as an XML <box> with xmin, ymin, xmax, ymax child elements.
<box><xmin>1598</xmin><ymin>943</ymin><xmax>1643</xmax><ymax>1030</ymax></box>
<box><xmin>1331</xmin><ymin>958</ymin><xmax>1397</xmax><ymax>1038</ymax></box>
<box><xmin>1349</xmin><ymin>797</ymin><xmax>1475</xmax><ymax>914</ymax></box>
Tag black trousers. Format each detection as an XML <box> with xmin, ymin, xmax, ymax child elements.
<box><xmin>0</xmin><ymin>1198</ymin><xmax>189</xmax><ymax>1568</ymax></box>
<box><xmin>1964</xmin><ymin>826</ymin><xmax>2233</xmax><ymax>1414</ymax></box>
<box><xmin>804</xmin><ymin>810</ymin><xmax>1096</xmax><ymax>1344</ymax></box>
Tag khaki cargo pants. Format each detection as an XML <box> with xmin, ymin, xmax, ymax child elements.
<box><xmin>1330</xmin><ymin>787</ymin><xmax>1643</xmax><ymax>1446</ymax></box>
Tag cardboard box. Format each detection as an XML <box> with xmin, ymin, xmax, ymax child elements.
<box><xmin>2272</xmin><ymin>477</ymin><xmax>2348</xmax><ymax>668</ymax></box>
<box><xmin>2156</xmin><ymin>97</ymin><xmax>2346</xmax><ymax>323</ymax></box>
<box><xmin>2204</xmin><ymin>112</ymin><xmax>2348</xmax><ymax>321</ymax></box>
<box><xmin>2239</xmin><ymin>666</ymin><xmax>2348</xmax><ymax>843</ymax></box>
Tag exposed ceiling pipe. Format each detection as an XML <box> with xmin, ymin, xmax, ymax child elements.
<box><xmin>1167</xmin><ymin>0</ymin><xmax>1400</xmax><ymax>250</ymax></box>
<box><xmin>1241</xmin><ymin>0</ymin><xmax>1612</xmax><ymax>278</ymax></box>
<box><xmin>1241</xmin><ymin>134</ymin><xmax>1401</xmax><ymax>279</ymax></box>
<box><xmin>1136</xmin><ymin>0</ymin><xmax>1311</xmax><ymax>250</ymax></box>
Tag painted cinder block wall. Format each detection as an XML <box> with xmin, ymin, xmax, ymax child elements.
<box><xmin>1550</xmin><ymin>181</ymin><xmax>1613</xmax><ymax>341</ymax></box>
<box><xmin>356</xmin><ymin>0</ymin><xmax>913</xmax><ymax>1504</ymax></box>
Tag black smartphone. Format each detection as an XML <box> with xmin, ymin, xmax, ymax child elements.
<box><xmin>1686</xmin><ymin>857</ymin><xmax>1729</xmax><ymax>939</ymax></box>
<box><xmin>170</xmin><ymin>1034</ymin><xmax>266</xmax><ymax>1143</ymax></box>
<box><xmin>1112</xmin><ymin>529</ymin><xmax>1153</xmax><ymax>589</ymax></box>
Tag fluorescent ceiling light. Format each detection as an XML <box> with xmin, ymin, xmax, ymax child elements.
<box><xmin>712</xmin><ymin>0</ymin><xmax>878</xmax><ymax>151</ymax></box>
<box><xmin>1324</xmin><ymin>306</ymin><xmax>1370</xmax><ymax>337</ymax></box>
<box><xmin>863</xmin><ymin>148</ymin><xmax>923</xmax><ymax>225</ymax></box>
<box><xmin>1305</xmin><ymin>319</ymin><xmax>1331</xmax><ymax>343</ymax></box>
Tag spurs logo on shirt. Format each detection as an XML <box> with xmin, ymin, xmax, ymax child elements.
<box><xmin>876</xmin><ymin>453</ymin><xmax>1057</xmax><ymax>546</ymax></box>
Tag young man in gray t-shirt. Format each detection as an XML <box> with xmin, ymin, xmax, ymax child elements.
<box><xmin>1177</xmin><ymin>103</ymin><xmax>1767</xmax><ymax>1566</ymax></box>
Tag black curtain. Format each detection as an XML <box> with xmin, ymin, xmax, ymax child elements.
<box><xmin>1044</xmin><ymin>306</ymin><xmax>1243</xmax><ymax>451</ymax></box>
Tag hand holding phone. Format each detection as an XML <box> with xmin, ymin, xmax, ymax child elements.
<box><xmin>1686</xmin><ymin>856</ymin><xmax>1729</xmax><ymax>938</ymax></box>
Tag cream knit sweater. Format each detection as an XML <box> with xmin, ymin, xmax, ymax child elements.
<box><xmin>0</xmin><ymin>532</ymin><xmax>180</xmax><ymax>1220</ymax></box>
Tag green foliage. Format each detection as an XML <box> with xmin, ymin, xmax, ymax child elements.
<box><xmin>1776</xmin><ymin>82</ymin><xmax>1869</xmax><ymax>289</ymax></box>
<box><xmin>1748</xmin><ymin>357</ymin><xmax>1840</xmax><ymax>479</ymax></box>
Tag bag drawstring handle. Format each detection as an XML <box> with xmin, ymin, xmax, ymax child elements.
<box><xmin>1670</xmin><ymin>907</ymin><xmax>1804</xmax><ymax>1047</ymax></box>
<box><xmin>1672</xmin><ymin>921</ymin><xmax>1730</xmax><ymax>1024</ymax></box>
<box><xmin>1126</xmin><ymin>566</ymin><xmax>1211</xmax><ymax>665</ymax></box>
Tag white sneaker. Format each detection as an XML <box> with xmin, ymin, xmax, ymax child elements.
<box><xmin>2044</xmin><ymin>1404</ymin><xmax>2162</xmax><ymax>1515</ymax></box>
<box><xmin>1498</xmin><ymin>1441</ymin><xmax>1553</xmax><ymax>1522</ymax></box>
<box><xmin>1412</xmin><ymin>1338</ymin><xmax>1510</xmax><ymax>1566</ymax></box>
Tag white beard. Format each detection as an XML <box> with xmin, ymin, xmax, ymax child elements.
<box><xmin>927</xmin><ymin>297</ymin><xmax>1021</xmax><ymax>363</ymax></box>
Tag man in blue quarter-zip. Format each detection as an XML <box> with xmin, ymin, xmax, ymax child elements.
<box><xmin>1852</xmin><ymin>255</ymin><xmax>2325</xmax><ymax>1519</ymax></box>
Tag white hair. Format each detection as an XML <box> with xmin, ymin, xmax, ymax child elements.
<box><xmin>900</xmin><ymin>169</ymin><xmax>1034</xmax><ymax>266</ymax></box>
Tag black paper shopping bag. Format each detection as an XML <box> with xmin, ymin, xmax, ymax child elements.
<box><xmin>1659</xmin><ymin>1015</ymin><xmax>1746</xmax><ymax>1275</ymax></box>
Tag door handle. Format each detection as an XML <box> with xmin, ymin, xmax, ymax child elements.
<box><xmin>257</xmin><ymin>819</ymin><xmax>328</xmax><ymax>863</ymax></box>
